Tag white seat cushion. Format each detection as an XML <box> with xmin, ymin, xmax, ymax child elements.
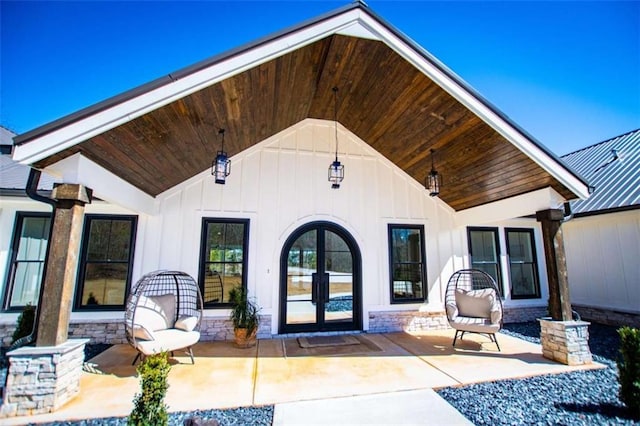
<box><xmin>135</xmin><ymin>329</ymin><xmax>201</xmax><ymax>356</ymax></box>
<box><xmin>450</xmin><ymin>316</ymin><xmax>501</xmax><ymax>334</ymax></box>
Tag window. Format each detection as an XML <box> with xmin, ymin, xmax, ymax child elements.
<box><xmin>467</xmin><ymin>227</ymin><xmax>502</xmax><ymax>293</ymax></box>
<box><xmin>4</xmin><ymin>212</ymin><xmax>51</xmax><ymax>310</ymax></box>
<box><xmin>75</xmin><ymin>215</ymin><xmax>137</xmax><ymax>310</ymax></box>
<box><xmin>199</xmin><ymin>218</ymin><xmax>249</xmax><ymax>307</ymax></box>
<box><xmin>388</xmin><ymin>225</ymin><xmax>426</xmax><ymax>303</ymax></box>
<box><xmin>506</xmin><ymin>228</ymin><xmax>540</xmax><ymax>299</ymax></box>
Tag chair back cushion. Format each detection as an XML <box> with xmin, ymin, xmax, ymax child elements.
<box><xmin>455</xmin><ymin>288</ymin><xmax>496</xmax><ymax>319</ymax></box>
<box><xmin>134</xmin><ymin>294</ymin><xmax>176</xmax><ymax>332</ymax></box>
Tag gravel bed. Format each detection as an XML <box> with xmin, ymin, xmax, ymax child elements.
<box><xmin>437</xmin><ymin>322</ymin><xmax>639</xmax><ymax>425</ymax></box>
<box><xmin>36</xmin><ymin>406</ymin><xmax>274</xmax><ymax>426</ymax></box>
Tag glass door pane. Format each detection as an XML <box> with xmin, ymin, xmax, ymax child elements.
<box><xmin>324</xmin><ymin>231</ymin><xmax>353</xmax><ymax>323</ymax></box>
<box><xmin>286</xmin><ymin>230</ymin><xmax>318</xmax><ymax>325</ymax></box>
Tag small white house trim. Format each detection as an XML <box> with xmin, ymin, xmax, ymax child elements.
<box><xmin>453</xmin><ymin>187</ymin><xmax>566</xmax><ymax>227</ymax></box>
<box><xmin>45</xmin><ymin>153</ymin><xmax>158</xmax><ymax>215</ymax></box>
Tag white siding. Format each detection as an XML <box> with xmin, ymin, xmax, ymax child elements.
<box><xmin>564</xmin><ymin>210</ymin><xmax>640</xmax><ymax>314</ymax></box>
<box><xmin>0</xmin><ymin>119</ymin><xmax>563</xmax><ymax>331</ymax></box>
<box><xmin>146</xmin><ymin>119</ymin><xmax>456</xmax><ymax>333</ymax></box>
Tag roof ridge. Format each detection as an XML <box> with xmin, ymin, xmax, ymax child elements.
<box><xmin>562</xmin><ymin>128</ymin><xmax>640</xmax><ymax>158</ymax></box>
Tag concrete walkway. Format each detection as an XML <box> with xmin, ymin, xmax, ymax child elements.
<box><xmin>5</xmin><ymin>329</ymin><xmax>603</xmax><ymax>425</ymax></box>
<box><xmin>273</xmin><ymin>389</ymin><xmax>472</xmax><ymax>425</ymax></box>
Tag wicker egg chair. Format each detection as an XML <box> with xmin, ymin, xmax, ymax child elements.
<box><xmin>125</xmin><ymin>270</ymin><xmax>204</xmax><ymax>364</ymax></box>
<box><xmin>444</xmin><ymin>269</ymin><xmax>503</xmax><ymax>351</ymax></box>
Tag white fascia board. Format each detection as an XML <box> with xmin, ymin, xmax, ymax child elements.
<box><xmin>12</xmin><ymin>10</ymin><xmax>366</xmax><ymax>166</ymax></box>
<box><xmin>355</xmin><ymin>13</ymin><xmax>590</xmax><ymax>201</ymax></box>
<box><xmin>45</xmin><ymin>153</ymin><xmax>158</xmax><ymax>215</ymax></box>
<box><xmin>453</xmin><ymin>187</ymin><xmax>565</xmax><ymax>227</ymax></box>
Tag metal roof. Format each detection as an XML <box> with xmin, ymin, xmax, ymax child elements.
<box><xmin>561</xmin><ymin>129</ymin><xmax>640</xmax><ymax>215</ymax></box>
<box><xmin>1</xmin><ymin>127</ymin><xmax>58</xmax><ymax>192</ymax></box>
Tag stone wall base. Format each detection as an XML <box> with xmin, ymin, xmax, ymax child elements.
<box><xmin>538</xmin><ymin>318</ymin><xmax>592</xmax><ymax>365</ymax></box>
<box><xmin>368</xmin><ymin>310</ymin><xmax>449</xmax><ymax>333</ymax></box>
<box><xmin>0</xmin><ymin>339</ymin><xmax>88</xmax><ymax>418</ymax></box>
<box><xmin>573</xmin><ymin>304</ymin><xmax>640</xmax><ymax>328</ymax></box>
<box><xmin>1</xmin><ymin>315</ymin><xmax>273</xmax><ymax>347</ymax></box>
<box><xmin>199</xmin><ymin>315</ymin><xmax>272</xmax><ymax>341</ymax></box>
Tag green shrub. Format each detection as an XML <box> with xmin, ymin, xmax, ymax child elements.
<box><xmin>11</xmin><ymin>303</ymin><xmax>35</xmax><ymax>344</ymax></box>
<box><xmin>128</xmin><ymin>352</ymin><xmax>171</xmax><ymax>426</ymax></box>
<box><xmin>617</xmin><ymin>326</ymin><xmax>640</xmax><ymax>419</ymax></box>
<box><xmin>229</xmin><ymin>286</ymin><xmax>260</xmax><ymax>334</ymax></box>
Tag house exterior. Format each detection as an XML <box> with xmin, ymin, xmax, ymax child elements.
<box><xmin>0</xmin><ymin>3</ymin><xmax>590</xmax><ymax>345</ymax></box>
<box><xmin>561</xmin><ymin>129</ymin><xmax>640</xmax><ymax>327</ymax></box>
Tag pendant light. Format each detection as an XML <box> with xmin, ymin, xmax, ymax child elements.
<box><xmin>328</xmin><ymin>86</ymin><xmax>344</xmax><ymax>189</ymax></box>
<box><xmin>426</xmin><ymin>149</ymin><xmax>441</xmax><ymax>197</ymax></box>
<box><xmin>211</xmin><ymin>128</ymin><xmax>230</xmax><ymax>184</ymax></box>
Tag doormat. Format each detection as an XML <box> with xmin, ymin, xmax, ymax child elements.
<box><xmin>284</xmin><ymin>334</ymin><xmax>382</xmax><ymax>357</ymax></box>
<box><xmin>298</xmin><ymin>335</ymin><xmax>360</xmax><ymax>348</ymax></box>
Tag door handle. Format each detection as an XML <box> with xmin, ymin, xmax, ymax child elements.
<box><xmin>311</xmin><ymin>273</ymin><xmax>318</xmax><ymax>304</ymax></box>
<box><xmin>323</xmin><ymin>273</ymin><xmax>330</xmax><ymax>303</ymax></box>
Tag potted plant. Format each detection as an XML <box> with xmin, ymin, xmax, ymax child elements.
<box><xmin>228</xmin><ymin>287</ymin><xmax>260</xmax><ymax>348</ymax></box>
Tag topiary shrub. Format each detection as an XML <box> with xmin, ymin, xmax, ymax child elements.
<box><xmin>128</xmin><ymin>352</ymin><xmax>171</xmax><ymax>426</ymax></box>
<box><xmin>11</xmin><ymin>303</ymin><xmax>36</xmax><ymax>344</ymax></box>
<box><xmin>617</xmin><ymin>326</ymin><xmax>640</xmax><ymax>419</ymax></box>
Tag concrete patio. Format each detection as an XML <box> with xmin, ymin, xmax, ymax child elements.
<box><xmin>5</xmin><ymin>329</ymin><xmax>603</xmax><ymax>425</ymax></box>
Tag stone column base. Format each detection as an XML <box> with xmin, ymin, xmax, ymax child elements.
<box><xmin>538</xmin><ymin>318</ymin><xmax>592</xmax><ymax>365</ymax></box>
<box><xmin>0</xmin><ymin>339</ymin><xmax>89</xmax><ymax>418</ymax></box>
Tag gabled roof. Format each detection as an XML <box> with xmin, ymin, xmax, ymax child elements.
<box><xmin>11</xmin><ymin>2</ymin><xmax>589</xmax><ymax>211</ymax></box>
<box><xmin>562</xmin><ymin>128</ymin><xmax>640</xmax><ymax>215</ymax></box>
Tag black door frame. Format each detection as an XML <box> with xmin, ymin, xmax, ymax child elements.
<box><xmin>279</xmin><ymin>221</ymin><xmax>362</xmax><ymax>334</ymax></box>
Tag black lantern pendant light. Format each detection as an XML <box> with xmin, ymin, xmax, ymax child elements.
<box><xmin>426</xmin><ymin>149</ymin><xmax>441</xmax><ymax>197</ymax></box>
<box><xmin>328</xmin><ymin>86</ymin><xmax>344</xmax><ymax>189</ymax></box>
<box><xmin>211</xmin><ymin>128</ymin><xmax>231</xmax><ymax>184</ymax></box>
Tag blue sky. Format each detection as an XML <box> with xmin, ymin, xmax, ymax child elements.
<box><xmin>1</xmin><ymin>1</ymin><xmax>638</xmax><ymax>156</ymax></box>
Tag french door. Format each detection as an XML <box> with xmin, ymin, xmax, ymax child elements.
<box><xmin>279</xmin><ymin>222</ymin><xmax>361</xmax><ymax>333</ymax></box>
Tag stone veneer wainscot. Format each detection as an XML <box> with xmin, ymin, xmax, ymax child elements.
<box><xmin>538</xmin><ymin>318</ymin><xmax>593</xmax><ymax>366</ymax></box>
<box><xmin>0</xmin><ymin>339</ymin><xmax>88</xmax><ymax>418</ymax></box>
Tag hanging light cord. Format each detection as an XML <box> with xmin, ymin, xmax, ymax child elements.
<box><xmin>430</xmin><ymin>149</ymin><xmax>435</xmax><ymax>171</ymax></box>
<box><xmin>219</xmin><ymin>128</ymin><xmax>225</xmax><ymax>152</ymax></box>
<box><xmin>333</xmin><ymin>86</ymin><xmax>339</xmax><ymax>162</ymax></box>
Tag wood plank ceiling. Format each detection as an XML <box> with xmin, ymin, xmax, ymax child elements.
<box><xmin>35</xmin><ymin>34</ymin><xmax>575</xmax><ymax>211</ymax></box>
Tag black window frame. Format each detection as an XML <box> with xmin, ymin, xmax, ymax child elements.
<box><xmin>198</xmin><ymin>218</ymin><xmax>250</xmax><ymax>308</ymax></box>
<box><xmin>467</xmin><ymin>226</ymin><xmax>503</xmax><ymax>294</ymax></box>
<box><xmin>74</xmin><ymin>214</ymin><xmax>138</xmax><ymax>311</ymax></box>
<box><xmin>3</xmin><ymin>211</ymin><xmax>52</xmax><ymax>312</ymax></box>
<box><xmin>505</xmin><ymin>227</ymin><xmax>541</xmax><ymax>299</ymax></box>
<box><xmin>388</xmin><ymin>224</ymin><xmax>427</xmax><ymax>304</ymax></box>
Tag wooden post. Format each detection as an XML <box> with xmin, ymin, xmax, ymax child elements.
<box><xmin>536</xmin><ymin>208</ymin><xmax>572</xmax><ymax>321</ymax></box>
<box><xmin>36</xmin><ymin>184</ymin><xmax>92</xmax><ymax>347</ymax></box>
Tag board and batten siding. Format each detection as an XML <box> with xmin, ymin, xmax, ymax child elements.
<box><xmin>564</xmin><ymin>209</ymin><xmax>640</xmax><ymax>315</ymax></box>
<box><xmin>145</xmin><ymin>119</ymin><xmax>457</xmax><ymax>333</ymax></box>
